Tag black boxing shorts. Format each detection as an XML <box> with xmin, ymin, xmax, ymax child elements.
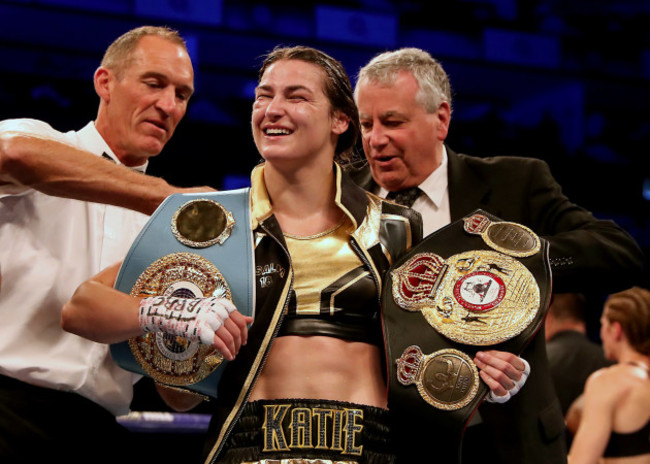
<box><xmin>216</xmin><ymin>398</ymin><xmax>394</xmax><ymax>464</ymax></box>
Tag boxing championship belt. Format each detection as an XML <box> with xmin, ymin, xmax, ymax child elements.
<box><xmin>382</xmin><ymin>209</ymin><xmax>551</xmax><ymax>463</ymax></box>
<box><xmin>110</xmin><ymin>189</ymin><xmax>254</xmax><ymax>398</ymax></box>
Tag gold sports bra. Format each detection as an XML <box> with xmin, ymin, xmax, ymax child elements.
<box><xmin>278</xmin><ymin>220</ymin><xmax>380</xmax><ymax>345</ymax></box>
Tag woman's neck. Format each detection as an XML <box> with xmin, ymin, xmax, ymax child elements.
<box><xmin>618</xmin><ymin>348</ymin><xmax>650</xmax><ymax>371</ymax></box>
<box><xmin>263</xmin><ymin>161</ymin><xmax>344</xmax><ymax>237</ymax></box>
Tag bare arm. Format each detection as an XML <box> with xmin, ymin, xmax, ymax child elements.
<box><xmin>62</xmin><ymin>263</ymin><xmax>212</xmax><ymax>412</ymax></box>
<box><xmin>0</xmin><ymin>131</ymin><xmax>213</xmax><ymax>215</ymax></box>
<box><xmin>566</xmin><ymin>393</ymin><xmax>585</xmax><ymax>436</ymax></box>
<box><xmin>61</xmin><ymin>262</ymin><xmax>253</xmax><ymax>359</ymax></box>
<box><xmin>568</xmin><ymin>369</ymin><xmax>618</xmax><ymax>464</ymax></box>
<box><xmin>62</xmin><ymin>262</ymin><xmax>253</xmax><ymax>412</ymax></box>
<box><xmin>61</xmin><ymin>262</ymin><xmax>143</xmax><ymax>343</ymax></box>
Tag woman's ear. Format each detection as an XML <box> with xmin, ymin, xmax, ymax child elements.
<box><xmin>331</xmin><ymin>111</ymin><xmax>350</xmax><ymax>136</ymax></box>
<box><xmin>612</xmin><ymin>320</ymin><xmax>624</xmax><ymax>341</ymax></box>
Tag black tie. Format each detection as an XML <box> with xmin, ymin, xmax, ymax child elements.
<box><xmin>386</xmin><ymin>187</ymin><xmax>421</xmax><ymax>207</ymax></box>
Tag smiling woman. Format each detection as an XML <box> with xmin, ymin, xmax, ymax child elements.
<box><xmin>201</xmin><ymin>47</ymin><xmax>422</xmax><ymax>463</ymax></box>
<box><xmin>251</xmin><ymin>59</ymin><xmax>348</xmax><ymax>175</ymax></box>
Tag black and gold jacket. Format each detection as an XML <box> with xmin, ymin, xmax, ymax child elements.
<box><xmin>202</xmin><ymin>163</ymin><xmax>422</xmax><ymax>463</ymax></box>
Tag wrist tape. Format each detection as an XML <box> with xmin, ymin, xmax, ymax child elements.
<box><xmin>138</xmin><ymin>296</ymin><xmax>236</xmax><ymax>346</ymax></box>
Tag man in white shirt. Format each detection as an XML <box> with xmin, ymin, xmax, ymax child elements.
<box><xmin>351</xmin><ymin>47</ymin><xmax>644</xmax><ymax>464</ymax></box>
<box><xmin>0</xmin><ymin>26</ymin><xmax>211</xmax><ymax>463</ymax></box>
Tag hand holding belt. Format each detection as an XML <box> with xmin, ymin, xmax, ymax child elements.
<box><xmin>485</xmin><ymin>357</ymin><xmax>531</xmax><ymax>403</ymax></box>
<box><xmin>139</xmin><ymin>295</ymin><xmax>237</xmax><ymax>346</ymax></box>
<box><xmin>111</xmin><ymin>189</ymin><xmax>254</xmax><ymax>398</ymax></box>
<box><xmin>382</xmin><ymin>209</ymin><xmax>551</xmax><ymax>463</ymax></box>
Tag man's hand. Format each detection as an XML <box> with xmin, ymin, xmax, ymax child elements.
<box><xmin>474</xmin><ymin>350</ymin><xmax>530</xmax><ymax>403</ymax></box>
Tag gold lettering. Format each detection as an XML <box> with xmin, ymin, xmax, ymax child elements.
<box><xmin>331</xmin><ymin>409</ymin><xmax>344</xmax><ymax>452</ymax></box>
<box><xmin>343</xmin><ymin>409</ymin><xmax>363</xmax><ymax>456</ymax></box>
<box><xmin>262</xmin><ymin>404</ymin><xmax>290</xmax><ymax>451</ymax></box>
<box><xmin>261</xmin><ymin>405</ymin><xmax>364</xmax><ymax>456</ymax></box>
<box><xmin>289</xmin><ymin>408</ymin><xmax>312</xmax><ymax>449</ymax></box>
<box><xmin>313</xmin><ymin>408</ymin><xmax>333</xmax><ymax>450</ymax></box>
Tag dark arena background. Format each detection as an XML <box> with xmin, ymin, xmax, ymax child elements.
<box><xmin>1</xmin><ymin>0</ymin><xmax>649</xmax><ymax>456</ymax></box>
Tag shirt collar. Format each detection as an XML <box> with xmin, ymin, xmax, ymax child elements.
<box><xmin>417</xmin><ymin>145</ymin><xmax>448</xmax><ymax>208</ymax></box>
<box><xmin>377</xmin><ymin>146</ymin><xmax>448</xmax><ymax>206</ymax></box>
<box><xmin>80</xmin><ymin>121</ymin><xmax>148</xmax><ymax>173</ymax></box>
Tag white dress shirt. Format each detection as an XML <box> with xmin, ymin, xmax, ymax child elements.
<box><xmin>0</xmin><ymin>119</ymin><xmax>147</xmax><ymax>415</ymax></box>
<box><xmin>378</xmin><ymin>146</ymin><xmax>451</xmax><ymax>236</ymax></box>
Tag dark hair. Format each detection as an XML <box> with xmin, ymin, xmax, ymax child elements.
<box><xmin>604</xmin><ymin>286</ymin><xmax>650</xmax><ymax>356</ymax></box>
<box><xmin>548</xmin><ymin>293</ymin><xmax>586</xmax><ymax>322</ymax></box>
<box><xmin>258</xmin><ymin>46</ymin><xmax>359</xmax><ymax>163</ymax></box>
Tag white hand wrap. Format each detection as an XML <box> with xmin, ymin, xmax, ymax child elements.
<box><xmin>138</xmin><ymin>296</ymin><xmax>237</xmax><ymax>346</ymax></box>
<box><xmin>486</xmin><ymin>358</ymin><xmax>531</xmax><ymax>404</ymax></box>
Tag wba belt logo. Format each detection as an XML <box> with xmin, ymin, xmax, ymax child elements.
<box><xmin>262</xmin><ymin>404</ymin><xmax>364</xmax><ymax>456</ymax></box>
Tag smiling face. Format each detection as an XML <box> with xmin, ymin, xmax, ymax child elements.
<box><xmin>356</xmin><ymin>71</ymin><xmax>449</xmax><ymax>192</ymax></box>
<box><xmin>95</xmin><ymin>35</ymin><xmax>194</xmax><ymax>166</ymax></box>
<box><xmin>251</xmin><ymin>59</ymin><xmax>348</xmax><ymax>169</ymax></box>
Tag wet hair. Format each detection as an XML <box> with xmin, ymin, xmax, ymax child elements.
<box><xmin>101</xmin><ymin>26</ymin><xmax>188</xmax><ymax>79</ymax></box>
<box><xmin>604</xmin><ymin>286</ymin><xmax>650</xmax><ymax>356</ymax></box>
<box><xmin>258</xmin><ymin>45</ymin><xmax>360</xmax><ymax>163</ymax></box>
<box><xmin>355</xmin><ymin>47</ymin><xmax>453</xmax><ymax>115</ymax></box>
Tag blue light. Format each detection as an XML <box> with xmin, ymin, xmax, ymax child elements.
<box><xmin>643</xmin><ymin>179</ymin><xmax>650</xmax><ymax>201</ymax></box>
<box><xmin>222</xmin><ymin>174</ymin><xmax>251</xmax><ymax>190</ymax></box>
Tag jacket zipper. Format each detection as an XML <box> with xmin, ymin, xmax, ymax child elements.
<box><xmin>208</xmin><ymin>223</ymin><xmax>294</xmax><ymax>464</ymax></box>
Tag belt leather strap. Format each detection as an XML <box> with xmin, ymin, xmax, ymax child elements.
<box><xmin>382</xmin><ymin>209</ymin><xmax>551</xmax><ymax>463</ymax></box>
<box><xmin>110</xmin><ymin>189</ymin><xmax>254</xmax><ymax>398</ymax></box>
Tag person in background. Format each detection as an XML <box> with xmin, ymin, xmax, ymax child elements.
<box><xmin>567</xmin><ymin>286</ymin><xmax>650</xmax><ymax>464</ymax></box>
<box><xmin>546</xmin><ymin>292</ymin><xmax>612</xmax><ymax>417</ymax></box>
<box><xmin>0</xmin><ymin>25</ymin><xmax>216</xmax><ymax>464</ymax></box>
<box><xmin>351</xmin><ymin>47</ymin><xmax>645</xmax><ymax>463</ymax></box>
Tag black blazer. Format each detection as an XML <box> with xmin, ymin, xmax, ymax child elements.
<box><xmin>446</xmin><ymin>148</ymin><xmax>643</xmax><ymax>294</ymax></box>
<box><xmin>346</xmin><ymin>147</ymin><xmax>644</xmax><ymax>464</ymax></box>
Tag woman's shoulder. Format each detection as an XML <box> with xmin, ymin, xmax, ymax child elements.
<box><xmin>585</xmin><ymin>364</ymin><xmax>640</xmax><ymax>398</ymax></box>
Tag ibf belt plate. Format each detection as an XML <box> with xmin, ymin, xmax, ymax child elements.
<box><xmin>396</xmin><ymin>346</ymin><xmax>479</xmax><ymax>410</ymax></box>
<box><xmin>128</xmin><ymin>252</ymin><xmax>230</xmax><ymax>386</ymax></box>
<box><xmin>391</xmin><ymin>249</ymin><xmax>540</xmax><ymax>346</ymax></box>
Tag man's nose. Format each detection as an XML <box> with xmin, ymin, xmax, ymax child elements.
<box><xmin>368</xmin><ymin>124</ymin><xmax>388</xmax><ymax>148</ymax></box>
<box><xmin>156</xmin><ymin>87</ymin><xmax>178</xmax><ymax>114</ymax></box>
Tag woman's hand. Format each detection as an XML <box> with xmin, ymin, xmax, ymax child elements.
<box><xmin>138</xmin><ymin>295</ymin><xmax>253</xmax><ymax>360</ymax></box>
<box><xmin>63</xmin><ymin>261</ymin><xmax>253</xmax><ymax>360</ymax></box>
